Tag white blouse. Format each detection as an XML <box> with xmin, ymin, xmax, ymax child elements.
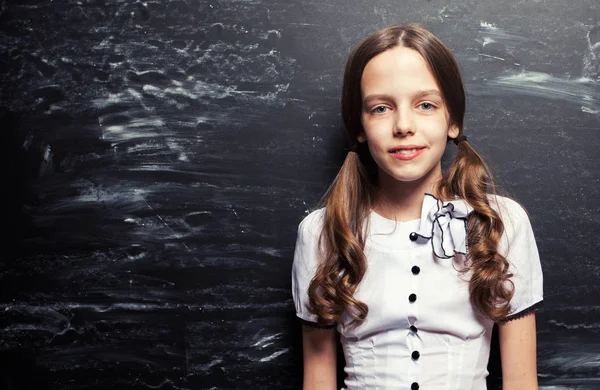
<box><xmin>292</xmin><ymin>194</ymin><xmax>543</xmax><ymax>390</ymax></box>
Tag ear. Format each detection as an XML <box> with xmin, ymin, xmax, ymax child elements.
<box><xmin>357</xmin><ymin>132</ymin><xmax>367</xmax><ymax>143</ymax></box>
<box><xmin>447</xmin><ymin>124</ymin><xmax>460</xmax><ymax>139</ymax></box>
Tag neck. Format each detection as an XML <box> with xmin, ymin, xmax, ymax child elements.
<box><xmin>373</xmin><ymin>165</ymin><xmax>442</xmax><ymax>222</ymax></box>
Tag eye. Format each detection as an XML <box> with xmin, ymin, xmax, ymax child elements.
<box><xmin>371</xmin><ymin>106</ymin><xmax>389</xmax><ymax>114</ymax></box>
<box><xmin>419</xmin><ymin>102</ymin><xmax>436</xmax><ymax>111</ymax></box>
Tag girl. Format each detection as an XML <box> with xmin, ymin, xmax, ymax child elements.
<box><xmin>291</xmin><ymin>24</ymin><xmax>543</xmax><ymax>390</ymax></box>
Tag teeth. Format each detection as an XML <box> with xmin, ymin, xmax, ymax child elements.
<box><xmin>394</xmin><ymin>149</ymin><xmax>418</xmax><ymax>154</ymax></box>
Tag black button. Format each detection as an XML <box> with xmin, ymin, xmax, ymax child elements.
<box><xmin>410</xmin><ymin>325</ymin><xmax>418</xmax><ymax>333</ymax></box>
<box><xmin>411</xmin><ymin>266</ymin><xmax>420</xmax><ymax>275</ymax></box>
<box><xmin>411</xmin><ymin>383</ymin><xmax>420</xmax><ymax>390</ymax></box>
<box><xmin>409</xmin><ymin>293</ymin><xmax>417</xmax><ymax>303</ymax></box>
<box><xmin>409</xmin><ymin>232</ymin><xmax>418</xmax><ymax>241</ymax></box>
<box><xmin>412</xmin><ymin>350</ymin><xmax>420</xmax><ymax>360</ymax></box>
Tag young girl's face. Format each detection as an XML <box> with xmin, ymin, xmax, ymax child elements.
<box><xmin>358</xmin><ymin>46</ymin><xmax>459</xmax><ymax>186</ymax></box>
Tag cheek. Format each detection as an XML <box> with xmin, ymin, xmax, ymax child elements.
<box><xmin>426</xmin><ymin>118</ymin><xmax>453</xmax><ymax>141</ymax></box>
<box><xmin>365</xmin><ymin>126</ymin><xmax>389</xmax><ymax>149</ymax></box>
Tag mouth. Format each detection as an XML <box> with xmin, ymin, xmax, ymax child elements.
<box><xmin>389</xmin><ymin>146</ymin><xmax>425</xmax><ymax>154</ymax></box>
<box><xmin>389</xmin><ymin>146</ymin><xmax>425</xmax><ymax>160</ymax></box>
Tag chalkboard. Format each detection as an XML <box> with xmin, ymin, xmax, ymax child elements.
<box><xmin>1</xmin><ymin>0</ymin><xmax>598</xmax><ymax>389</ymax></box>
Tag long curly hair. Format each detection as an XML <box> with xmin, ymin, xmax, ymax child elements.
<box><xmin>307</xmin><ymin>24</ymin><xmax>514</xmax><ymax>327</ymax></box>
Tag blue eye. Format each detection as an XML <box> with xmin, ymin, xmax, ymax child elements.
<box><xmin>420</xmin><ymin>102</ymin><xmax>435</xmax><ymax>110</ymax></box>
<box><xmin>372</xmin><ymin>106</ymin><xmax>388</xmax><ymax>114</ymax></box>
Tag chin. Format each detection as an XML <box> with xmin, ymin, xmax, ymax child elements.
<box><xmin>380</xmin><ymin>165</ymin><xmax>440</xmax><ymax>184</ymax></box>
<box><xmin>391</xmin><ymin>174</ymin><xmax>428</xmax><ymax>183</ymax></box>
<box><xmin>382</xmin><ymin>169</ymin><xmax>425</xmax><ymax>183</ymax></box>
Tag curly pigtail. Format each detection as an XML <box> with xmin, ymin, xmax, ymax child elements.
<box><xmin>438</xmin><ymin>139</ymin><xmax>514</xmax><ymax>322</ymax></box>
<box><xmin>307</xmin><ymin>150</ymin><xmax>373</xmax><ymax>327</ymax></box>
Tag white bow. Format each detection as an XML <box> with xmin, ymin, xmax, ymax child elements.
<box><xmin>415</xmin><ymin>194</ymin><xmax>473</xmax><ymax>259</ymax></box>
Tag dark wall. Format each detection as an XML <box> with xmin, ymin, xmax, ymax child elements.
<box><xmin>1</xmin><ymin>0</ymin><xmax>599</xmax><ymax>389</ymax></box>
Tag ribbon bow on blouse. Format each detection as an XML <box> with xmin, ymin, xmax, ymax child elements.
<box><xmin>414</xmin><ymin>194</ymin><xmax>474</xmax><ymax>259</ymax></box>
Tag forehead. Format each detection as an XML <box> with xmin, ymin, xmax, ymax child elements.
<box><xmin>360</xmin><ymin>46</ymin><xmax>439</xmax><ymax>97</ymax></box>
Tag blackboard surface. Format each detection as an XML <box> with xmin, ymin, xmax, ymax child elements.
<box><xmin>1</xmin><ymin>0</ymin><xmax>599</xmax><ymax>389</ymax></box>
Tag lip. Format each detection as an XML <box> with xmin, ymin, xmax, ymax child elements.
<box><xmin>389</xmin><ymin>146</ymin><xmax>425</xmax><ymax>161</ymax></box>
<box><xmin>388</xmin><ymin>145</ymin><xmax>424</xmax><ymax>152</ymax></box>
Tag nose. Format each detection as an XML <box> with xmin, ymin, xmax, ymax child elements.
<box><xmin>393</xmin><ymin>106</ymin><xmax>414</xmax><ymax>136</ymax></box>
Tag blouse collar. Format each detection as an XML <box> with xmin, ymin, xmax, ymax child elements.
<box><xmin>414</xmin><ymin>193</ymin><xmax>474</xmax><ymax>259</ymax></box>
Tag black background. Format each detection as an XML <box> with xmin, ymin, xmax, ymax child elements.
<box><xmin>1</xmin><ymin>0</ymin><xmax>599</xmax><ymax>389</ymax></box>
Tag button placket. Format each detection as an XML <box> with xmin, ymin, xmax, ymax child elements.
<box><xmin>407</xmin><ymin>248</ymin><xmax>422</xmax><ymax>389</ymax></box>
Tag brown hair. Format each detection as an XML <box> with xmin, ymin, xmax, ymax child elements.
<box><xmin>307</xmin><ymin>24</ymin><xmax>513</xmax><ymax>327</ymax></box>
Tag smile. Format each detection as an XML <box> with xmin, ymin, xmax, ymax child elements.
<box><xmin>389</xmin><ymin>147</ymin><xmax>425</xmax><ymax>160</ymax></box>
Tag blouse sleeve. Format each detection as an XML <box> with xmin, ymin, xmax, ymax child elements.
<box><xmin>291</xmin><ymin>209</ymin><xmax>336</xmax><ymax>329</ymax></box>
<box><xmin>496</xmin><ymin>197</ymin><xmax>544</xmax><ymax>322</ymax></box>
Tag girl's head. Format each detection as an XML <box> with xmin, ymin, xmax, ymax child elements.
<box><xmin>310</xmin><ymin>25</ymin><xmax>512</xmax><ymax>329</ymax></box>
<box><xmin>341</xmin><ymin>24</ymin><xmax>465</xmax><ymax>186</ymax></box>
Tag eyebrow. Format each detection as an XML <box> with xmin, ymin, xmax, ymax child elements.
<box><xmin>362</xmin><ymin>89</ymin><xmax>443</xmax><ymax>105</ymax></box>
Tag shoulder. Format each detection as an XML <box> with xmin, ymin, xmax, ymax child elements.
<box><xmin>293</xmin><ymin>208</ymin><xmax>326</xmax><ymax>273</ymax></box>
<box><xmin>451</xmin><ymin>194</ymin><xmax>531</xmax><ymax>232</ymax></box>
<box><xmin>486</xmin><ymin>194</ymin><xmax>526</xmax><ymax>212</ymax></box>
<box><xmin>297</xmin><ymin>207</ymin><xmax>326</xmax><ymax>242</ymax></box>
<box><xmin>486</xmin><ymin>194</ymin><xmax>537</xmax><ymax>249</ymax></box>
<box><xmin>487</xmin><ymin>195</ymin><xmax>531</xmax><ymax>227</ymax></box>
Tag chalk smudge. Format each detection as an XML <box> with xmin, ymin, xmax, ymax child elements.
<box><xmin>470</xmin><ymin>71</ymin><xmax>599</xmax><ymax>114</ymax></box>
